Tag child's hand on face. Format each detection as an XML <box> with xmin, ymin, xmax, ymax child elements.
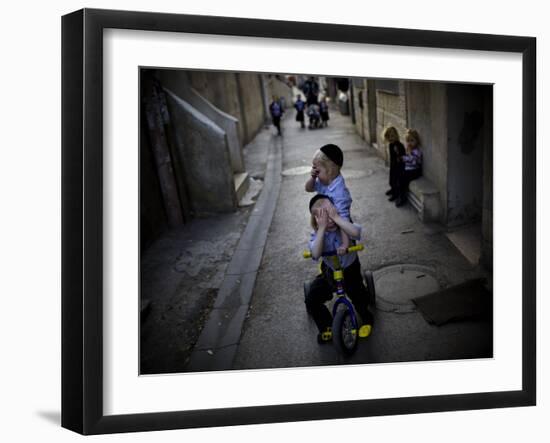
<box><xmin>315</xmin><ymin>208</ymin><xmax>329</xmax><ymax>230</ymax></box>
<box><xmin>311</xmin><ymin>166</ymin><xmax>319</xmax><ymax>178</ymax></box>
<box><xmin>327</xmin><ymin>205</ymin><xmax>340</xmax><ymax>223</ymax></box>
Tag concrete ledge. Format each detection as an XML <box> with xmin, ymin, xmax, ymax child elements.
<box><xmin>164</xmin><ymin>90</ymin><xmax>237</xmax><ymax>213</ymax></box>
<box><xmin>409</xmin><ymin>177</ymin><xmax>441</xmax><ymax>222</ymax></box>
<box><xmin>234</xmin><ymin>172</ymin><xmax>249</xmax><ymax>201</ymax></box>
<box><xmin>161</xmin><ymin>82</ymin><xmax>245</xmax><ymax>173</ymax></box>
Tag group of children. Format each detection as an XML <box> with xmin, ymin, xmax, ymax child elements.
<box><xmin>383</xmin><ymin>126</ymin><xmax>423</xmax><ymax>207</ymax></box>
<box><xmin>269</xmin><ymin>94</ymin><xmax>331</xmax><ymax>135</ymax></box>
<box><xmin>294</xmin><ymin>94</ymin><xmax>329</xmax><ymax>129</ymax></box>
<box><xmin>304</xmin><ymin>129</ymin><xmax>423</xmax><ymax>344</ymax></box>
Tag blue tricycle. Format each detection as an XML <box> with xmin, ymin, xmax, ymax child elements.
<box><xmin>303</xmin><ymin>244</ymin><xmax>376</xmax><ymax>356</ymax></box>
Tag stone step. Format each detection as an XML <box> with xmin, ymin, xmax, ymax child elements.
<box><xmin>408</xmin><ymin>177</ymin><xmax>441</xmax><ymax>222</ymax></box>
<box><xmin>234</xmin><ymin>172</ymin><xmax>249</xmax><ymax>201</ymax></box>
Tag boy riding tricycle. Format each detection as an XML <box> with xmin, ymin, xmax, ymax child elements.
<box><xmin>303</xmin><ymin>194</ymin><xmax>375</xmax><ymax>356</ymax></box>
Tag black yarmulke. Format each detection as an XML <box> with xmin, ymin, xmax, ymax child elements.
<box><xmin>309</xmin><ymin>194</ymin><xmax>333</xmax><ymax>213</ymax></box>
<box><xmin>320</xmin><ymin>144</ymin><xmax>343</xmax><ymax>167</ymax></box>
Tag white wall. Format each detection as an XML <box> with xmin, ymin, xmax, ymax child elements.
<box><xmin>0</xmin><ymin>1</ymin><xmax>547</xmax><ymax>442</ymax></box>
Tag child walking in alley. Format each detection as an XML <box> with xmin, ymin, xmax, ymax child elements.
<box><xmin>269</xmin><ymin>95</ymin><xmax>284</xmax><ymax>136</ymax></box>
<box><xmin>305</xmin><ymin>144</ymin><xmax>352</xmax><ymax>255</ymax></box>
<box><xmin>383</xmin><ymin>126</ymin><xmax>406</xmax><ymax>201</ymax></box>
<box><xmin>294</xmin><ymin>94</ymin><xmax>306</xmax><ymax>129</ymax></box>
<box><xmin>394</xmin><ymin>129</ymin><xmax>423</xmax><ymax>207</ymax></box>
<box><xmin>305</xmin><ymin>195</ymin><xmax>373</xmax><ymax>343</ymax></box>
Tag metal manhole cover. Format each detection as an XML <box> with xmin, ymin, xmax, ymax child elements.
<box><xmin>373</xmin><ymin>264</ymin><xmax>440</xmax><ymax>313</ymax></box>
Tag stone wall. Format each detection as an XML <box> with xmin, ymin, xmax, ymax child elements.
<box><xmin>375</xmin><ymin>81</ymin><xmax>408</xmax><ymax>162</ymax></box>
<box><xmin>187</xmin><ymin>71</ymin><xmax>266</xmax><ymax>146</ymax></box>
<box><xmin>237</xmin><ymin>72</ymin><xmax>267</xmax><ymax>143</ymax></box>
<box><xmin>140</xmin><ymin>120</ymin><xmax>168</xmax><ymax>250</ymax></box>
<box><xmin>345</xmin><ymin>76</ymin><xmax>492</xmax><ymax>254</ymax></box>
<box><xmin>268</xmin><ymin>75</ymin><xmax>293</xmax><ymax>110</ymax></box>
<box><xmin>187</xmin><ymin>71</ymin><xmax>243</xmax><ymax>139</ymax></box>
<box><xmin>363</xmin><ymin>80</ymin><xmax>378</xmax><ymax>146</ymax></box>
<box><xmin>407</xmin><ymin>82</ymin><xmax>491</xmax><ymax>231</ymax></box>
<box><xmin>406</xmin><ymin>81</ymin><xmax>449</xmax><ymax>222</ymax></box>
<box><xmin>158</xmin><ymin>70</ymin><xmax>244</xmax><ymax>173</ymax></box>
<box><xmin>140</xmin><ymin>68</ymin><xmax>265</xmax><ymax>246</ymax></box>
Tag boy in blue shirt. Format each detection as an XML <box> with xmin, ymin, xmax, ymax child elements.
<box><xmin>269</xmin><ymin>96</ymin><xmax>283</xmax><ymax>135</ymax></box>
<box><xmin>305</xmin><ymin>144</ymin><xmax>352</xmax><ymax>255</ymax></box>
<box><xmin>305</xmin><ymin>194</ymin><xmax>373</xmax><ymax>343</ymax></box>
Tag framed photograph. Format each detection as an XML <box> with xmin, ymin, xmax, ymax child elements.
<box><xmin>62</xmin><ymin>8</ymin><xmax>536</xmax><ymax>435</ymax></box>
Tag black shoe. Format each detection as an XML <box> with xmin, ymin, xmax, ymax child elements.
<box><xmin>388</xmin><ymin>195</ymin><xmax>398</xmax><ymax>202</ymax></box>
<box><xmin>385</xmin><ymin>189</ymin><xmax>393</xmax><ymax>196</ymax></box>
<box><xmin>395</xmin><ymin>198</ymin><xmax>406</xmax><ymax>207</ymax></box>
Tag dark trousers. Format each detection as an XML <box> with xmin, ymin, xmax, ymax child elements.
<box><xmin>296</xmin><ymin>111</ymin><xmax>305</xmax><ymax>127</ymax></box>
<box><xmin>389</xmin><ymin>162</ymin><xmax>403</xmax><ymax>194</ymax></box>
<box><xmin>272</xmin><ymin>116</ymin><xmax>281</xmax><ymax>134</ymax></box>
<box><xmin>305</xmin><ymin>258</ymin><xmax>372</xmax><ymax>333</ymax></box>
<box><xmin>396</xmin><ymin>168</ymin><xmax>422</xmax><ymax>200</ymax></box>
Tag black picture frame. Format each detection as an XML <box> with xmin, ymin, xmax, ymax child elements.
<box><xmin>62</xmin><ymin>8</ymin><xmax>536</xmax><ymax>435</ymax></box>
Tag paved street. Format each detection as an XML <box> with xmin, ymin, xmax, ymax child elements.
<box><xmin>232</xmin><ymin>108</ymin><xmax>492</xmax><ymax>370</ymax></box>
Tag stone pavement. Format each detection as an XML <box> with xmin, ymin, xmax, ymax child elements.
<box><xmin>232</xmin><ymin>107</ymin><xmax>492</xmax><ymax>370</ymax></box>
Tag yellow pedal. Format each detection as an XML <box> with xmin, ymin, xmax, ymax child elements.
<box><xmin>359</xmin><ymin>324</ymin><xmax>372</xmax><ymax>338</ymax></box>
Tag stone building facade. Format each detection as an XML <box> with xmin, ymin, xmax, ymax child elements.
<box><xmin>349</xmin><ymin>78</ymin><xmax>493</xmax><ymax>269</ymax></box>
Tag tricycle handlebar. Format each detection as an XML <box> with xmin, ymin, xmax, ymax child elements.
<box><xmin>302</xmin><ymin>244</ymin><xmax>364</xmax><ymax>259</ymax></box>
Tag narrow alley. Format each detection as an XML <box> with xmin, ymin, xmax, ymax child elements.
<box><xmin>139</xmin><ymin>72</ymin><xmax>493</xmax><ymax>375</ymax></box>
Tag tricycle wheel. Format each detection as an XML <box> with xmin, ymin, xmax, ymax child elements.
<box><xmin>333</xmin><ymin>307</ymin><xmax>358</xmax><ymax>356</ymax></box>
